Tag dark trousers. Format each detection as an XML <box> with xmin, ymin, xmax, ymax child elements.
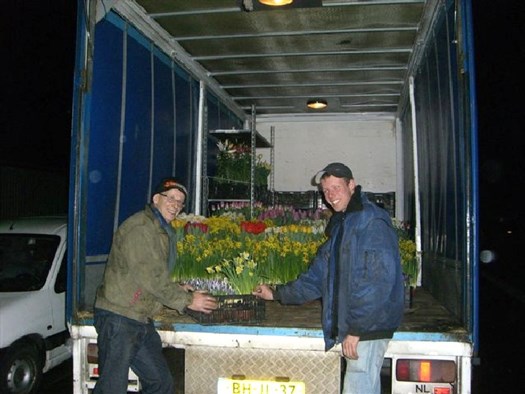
<box><xmin>93</xmin><ymin>308</ymin><xmax>174</xmax><ymax>394</ymax></box>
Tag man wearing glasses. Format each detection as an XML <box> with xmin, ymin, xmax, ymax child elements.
<box><xmin>93</xmin><ymin>177</ymin><xmax>218</xmax><ymax>394</ymax></box>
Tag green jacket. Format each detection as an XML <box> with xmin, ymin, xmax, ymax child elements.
<box><xmin>95</xmin><ymin>204</ymin><xmax>192</xmax><ymax>322</ymax></box>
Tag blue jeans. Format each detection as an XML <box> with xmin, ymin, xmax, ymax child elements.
<box><xmin>93</xmin><ymin>308</ymin><xmax>174</xmax><ymax>394</ymax></box>
<box><xmin>342</xmin><ymin>338</ymin><xmax>389</xmax><ymax>394</ymax></box>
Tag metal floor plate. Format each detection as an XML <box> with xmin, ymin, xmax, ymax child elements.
<box><xmin>185</xmin><ymin>346</ymin><xmax>341</xmax><ymax>393</ymax></box>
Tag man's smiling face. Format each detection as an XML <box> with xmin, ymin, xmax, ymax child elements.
<box><xmin>152</xmin><ymin>188</ymin><xmax>185</xmax><ymax>222</ymax></box>
<box><xmin>320</xmin><ymin>176</ymin><xmax>355</xmax><ymax>212</ymax></box>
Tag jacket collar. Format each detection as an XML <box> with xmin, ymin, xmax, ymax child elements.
<box><xmin>150</xmin><ymin>203</ymin><xmax>169</xmax><ymax>227</ymax></box>
<box><xmin>344</xmin><ymin>185</ymin><xmax>363</xmax><ymax>214</ymax></box>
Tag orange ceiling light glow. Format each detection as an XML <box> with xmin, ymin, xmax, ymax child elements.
<box><xmin>307</xmin><ymin>99</ymin><xmax>327</xmax><ymax>109</ymax></box>
<box><xmin>258</xmin><ymin>0</ymin><xmax>294</xmax><ymax>6</ymax></box>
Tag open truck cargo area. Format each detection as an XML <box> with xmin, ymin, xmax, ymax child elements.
<box><xmin>72</xmin><ymin>288</ymin><xmax>468</xmax><ymax>392</ymax></box>
<box><xmin>68</xmin><ymin>0</ymin><xmax>478</xmax><ymax>392</ymax></box>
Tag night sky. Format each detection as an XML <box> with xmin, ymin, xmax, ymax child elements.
<box><xmin>1</xmin><ymin>0</ymin><xmax>523</xmax><ymax>239</ymax></box>
<box><xmin>1</xmin><ymin>0</ymin><xmax>76</xmax><ymax>172</ymax></box>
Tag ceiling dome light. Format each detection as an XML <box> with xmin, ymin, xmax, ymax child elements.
<box><xmin>307</xmin><ymin>99</ymin><xmax>327</xmax><ymax>109</ymax></box>
<box><xmin>258</xmin><ymin>0</ymin><xmax>294</xmax><ymax>6</ymax></box>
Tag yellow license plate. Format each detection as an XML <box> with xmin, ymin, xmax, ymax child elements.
<box><xmin>217</xmin><ymin>377</ymin><xmax>305</xmax><ymax>394</ymax></box>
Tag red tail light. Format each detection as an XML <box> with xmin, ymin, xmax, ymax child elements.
<box><xmin>395</xmin><ymin>359</ymin><xmax>456</xmax><ymax>383</ymax></box>
<box><xmin>397</xmin><ymin>359</ymin><xmax>410</xmax><ymax>380</ymax></box>
<box><xmin>434</xmin><ymin>388</ymin><xmax>451</xmax><ymax>394</ymax></box>
<box><xmin>87</xmin><ymin>343</ymin><xmax>99</xmax><ymax>364</ymax></box>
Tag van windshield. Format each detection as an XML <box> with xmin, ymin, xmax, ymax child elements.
<box><xmin>0</xmin><ymin>234</ymin><xmax>60</xmax><ymax>292</ymax></box>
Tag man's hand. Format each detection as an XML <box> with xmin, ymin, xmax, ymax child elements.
<box><xmin>187</xmin><ymin>291</ymin><xmax>218</xmax><ymax>314</ymax></box>
<box><xmin>252</xmin><ymin>284</ymin><xmax>274</xmax><ymax>300</ymax></box>
<box><xmin>342</xmin><ymin>334</ymin><xmax>360</xmax><ymax>359</ymax></box>
<box><xmin>180</xmin><ymin>283</ymin><xmax>194</xmax><ymax>292</ymax></box>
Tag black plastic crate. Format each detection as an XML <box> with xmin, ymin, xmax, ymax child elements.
<box><xmin>185</xmin><ymin>295</ymin><xmax>265</xmax><ymax>325</ymax></box>
<box><xmin>272</xmin><ymin>191</ymin><xmax>319</xmax><ymax>210</ymax></box>
<box><xmin>365</xmin><ymin>191</ymin><xmax>396</xmax><ymax>218</ymax></box>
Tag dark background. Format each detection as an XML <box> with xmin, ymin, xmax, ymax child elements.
<box><xmin>1</xmin><ymin>0</ymin><xmax>75</xmax><ymax>173</ymax></box>
<box><xmin>2</xmin><ymin>1</ymin><xmax>524</xmax><ymax>393</ymax></box>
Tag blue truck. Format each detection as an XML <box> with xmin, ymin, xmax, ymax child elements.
<box><xmin>68</xmin><ymin>0</ymin><xmax>479</xmax><ymax>392</ymax></box>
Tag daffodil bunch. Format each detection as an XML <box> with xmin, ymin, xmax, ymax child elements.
<box><xmin>399</xmin><ymin>238</ymin><xmax>418</xmax><ymax>286</ymax></box>
<box><xmin>393</xmin><ymin>219</ymin><xmax>419</xmax><ymax>287</ymax></box>
<box><xmin>170</xmin><ymin>206</ymin><xmax>328</xmax><ymax>290</ymax></box>
<box><xmin>248</xmin><ymin>232</ymin><xmax>324</xmax><ymax>284</ymax></box>
<box><xmin>206</xmin><ymin>252</ymin><xmax>263</xmax><ymax>295</ymax></box>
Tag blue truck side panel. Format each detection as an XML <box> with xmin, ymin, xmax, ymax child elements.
<box><xmin>151</xmin><ymin>56</ymin><xmax>176</xmax><ymax>183</ymax></box>
<box><xmin>463</xmin><ymin>0</ymin><xmax>480</xmax><ymax>353</ymax></box>
<box><xmin>68</xmin><ymin>7</ymin><xmax>244</xmax><ymax>309</ymax></box>
<box><xmin>180</xmin><ymin>81</ymin><xmax>199</xmax><ymax>199</ymax></box>
<box><xmin>118</xmin><ymin>28</ymin><xmax>153</xmax><ymax>223</ymax></box>
<box><xmin>399</xmin><ymin>0</ymin><xmax>478</xmax><ymax>350</ymax></box>
<box><xmin>86</xmin><ymin>18</ymin><xmax>124</xmax><ymax>255</ymax></box>
<box><xmin>85</xmin><ymin>13</ymin><xmax>192</xmax><ymax>258</ymax></box>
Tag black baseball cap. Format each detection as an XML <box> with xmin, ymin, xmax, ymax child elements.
<box><xmin>314</xmin><ymin>162</ymin><xmax>353</xmax><ymax>184</ymax></box>
<box><xmin>152</xmin><ymin>177</ymin><xmax>188</xmax><ymax>199</ymax></box>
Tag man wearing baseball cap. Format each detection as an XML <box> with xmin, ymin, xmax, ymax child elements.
<box><xmin>254</xmin><ymin>163</ymin><xmax>404</xmax><ymax>394</ymax></box>
<box><xmin>93</xmin><ymin>176</ymin><xmax>218</xmax><ymax>393</ymax></box>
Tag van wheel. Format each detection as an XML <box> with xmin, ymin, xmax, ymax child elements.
<box><xmin>0</xmin><ymin>341</ymin><xmax>43</xmax><ymax>394</ymax></box>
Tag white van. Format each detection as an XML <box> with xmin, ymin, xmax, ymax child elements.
<box><xmin>0</xmin><ymin>216</ymin><xmax>71</xmax><ymax>393</ymax></box>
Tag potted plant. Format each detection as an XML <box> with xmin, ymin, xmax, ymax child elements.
<box><xmin>171</xmin><ymin>207</ymin><xmax>328</xmax><ymax>323</ymax></box>
<box><xmin>171</xmin><ymin>208</ymin><xmax>327</xmax><ymax>285</ymax></box>
<box><xmin>393</xmin><ymin>219</ymin><xmax>419</xmax><ymax>309</ymax></box>
<box><xmin>205</xmin><ymin>252</ymin><xmax>263</xmax><ymax>295</ymax></box>
<box><xmin>214</xmin><ymin>140</ymin><xmax>271</xmax><ymax>198</ymax></box>
<box><xmin>399</xmin><ymin>237</ymin><xmax>418</xmax><ymax>287</ymax></box>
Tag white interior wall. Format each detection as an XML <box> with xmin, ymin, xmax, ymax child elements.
<box><xmin>256</xmin><ymin>115</ymin><xmax>398</xmax><ymax>194</ymax></box>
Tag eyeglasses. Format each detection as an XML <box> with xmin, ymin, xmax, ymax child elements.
<box><xmin>159</xmin><ymin>193</ymin><xmax>185</xmax><ymax>207</ymax></box>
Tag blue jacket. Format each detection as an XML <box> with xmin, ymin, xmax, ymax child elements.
<box><xmin>275</xmin><ymin>189</ymin><xmax>404</xmax><ymax>350</ymax></box>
